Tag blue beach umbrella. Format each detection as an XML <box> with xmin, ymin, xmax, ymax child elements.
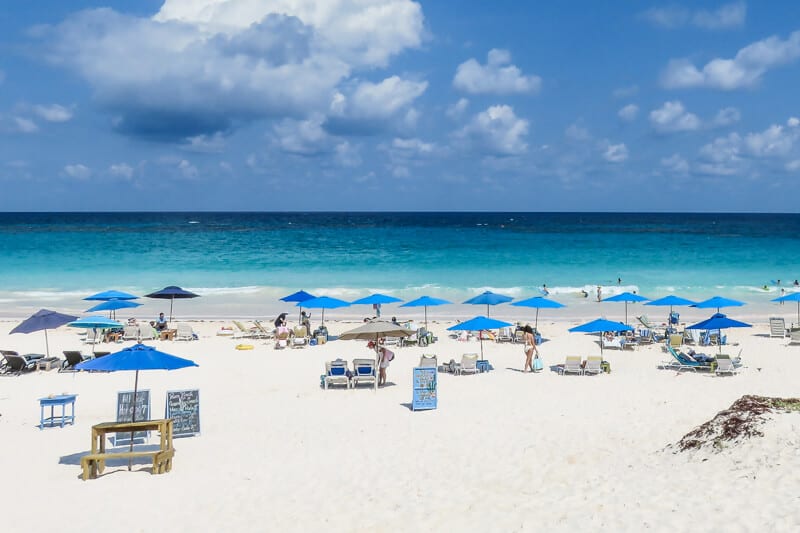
<box><xmin>686</xmin><ymin>313</ymin><xmax>751</xmax><ymax>353</ymax></box>
<box><xmin>602</xmin><ymin>292</ymin><xmax>649</xmax><ymax>325</ymax></box>
<box><xmin>10</xmin><ymin>308</ymin><xmax>79</xmax><ymax>357</ymax></box>
<box><xmin>351</xmin><ymin>293</ymin><xmax>403</xmax><ymax>320</ymax></box>
<box><xmin>773</xmin><ymin>292</ymin><xmax>800</xmax><ymax>324</ymax></box>
<box><xmin>280</xmin><ymin>290</ymin><xmax>316</xmax><ymax>322</ymax></box>
<box><xmin>85</xmin><ymin>299</ymin><xmax>142</xmax><ymax>319</ymax></box>
<box><xmin>68</xmin><ymin>316</ymin><xmax>124</xmax><ymax>355</ymax></box>
<box><xmin>145</xmin><ymin>286</ymin><xmax>200</xmax><ymax>324</ymax></box>
<box><xmin>692</xmin><ymin>296</ymin><xmax>746</xmax><ymax>313</ymax></box>
<box><xmin>299</xmin><ymin>296</ymin><xmax>351</xmax><ymax>326</ymax></box>
<box><xmin>511</xmin><ymin>296</ymin><xmax>566</xmax><ymax>330</ymax></box>
<box><xmin>399</xmin><ymin>296</ymin><xmax>452</xmax><ymax>329</ymax></box>
<box><xmin>569</xmin><ymin>318</ymin><xmax>633</xmax><ymax>354</ymax></box>
<box><xmin>76</xmin><ymin>343</ymin><xmax>198</xmax><ymax>467</ymax></box>
<box><xmin>448</xmin><ymin>315</ymin><xmax>513</xmax><ymax>360</ymax></box>
<box><xmin>463</xmin><ymin>291</ymin><xmax>513</xmax><ymax>317</ymax></box>
<box><xmin>84</xmin><ymin>290</ymin><xmax>139</xmax><ymax>301</ymax></box>
<box><xmin>644</xmin><ymin>295</ymin><xmax>696</xmax><ymax>329</ymax></box>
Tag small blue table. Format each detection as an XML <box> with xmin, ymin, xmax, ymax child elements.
<box><xmin>476</xmin><ymin>360</ymin><xmax>491</xmax><ymax>373</ymax></box>
<box><xmin>39</xmin><ymin>394</ymin><xmax>77</xmax><ymax>429</ymax></box>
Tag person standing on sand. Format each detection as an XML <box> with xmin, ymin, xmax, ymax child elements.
<box><xmin>597</xmin><ymin>286</ymin><xmax>602</xmax><ymax>302</ymax></box>
<box><xmin>522</xmin><ymin>325</ymin><xmax>537</xmax><ymax>372</ymax></box>
<box><xmin>378</xmin><ymin>344</ymin><xmax>394</xmax><ymax>386</ymax></box>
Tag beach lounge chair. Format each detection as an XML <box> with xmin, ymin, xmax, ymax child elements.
<box><xmin>400</xmin><ymin>331</ymin><xmax>418</xmax><ymax>347</ymax></box>
<box><xmin>769</xmin><ymin>317</ymin><xmax>786</xmax><ymax>338</ymax></box>
<box><xmin>419</xmin><ymin>354</ymin><xmax>437</xmax><ymax>368</ymax></box>
<box><xmin>636</xmin><ymin>328</ymin><xmax>654</xmax><ymax>344</ymax></box>
<box><xmin>637</xmin><ymin>315</ymin><xmax>658</xmax><ymax>329</ymax></box>
<box><xmin>559</xmin><ymin>356</ymin><xmax>584</xmax><ymax>375</ymax></box>
<box><xmin>715</xmin><ymin>356</ymin><xmax>738</xmax><ymax>376</ymax></box>
<box><xmin>789</xmin><ymin>329</ymin><xmax>800</xmax><ymax>345</ymax></box>
<box><xmin>662</xmin><ymin>345</ymin><xmax>713</xmax><ymax>372</ymax></box>
<box><xmin>60</xmin><ymin>350</ymin><xmax>90</xmax><ymax>371</ymax></box>
<box><xmin>292</xmin><ymin>326</ymin><xmax>309</xmax><ymax>348</ymax></box>
<box><xmin>233</xmin><ymin>320</ymin><xmax>259</xmax><ymax>339</ymax></box>
<box><xmin>175</xmin><ymin>323</ymin><xmax>195</xmax><ymax>341</ymax></box>
<box><xmin>122</xmin><ymin>325</ymin><xmax>140</xmax><ymax>341</ymax></box>
<box><xmin>83</xmin><ymin>329</ymin><xmax>100</xmax><ymax>345</ymax></box>
<box><xmin>496</xmin><ymin>327</ymin><xmax>514</xmax><ymax>343</ymax></box>
<box><xmin>324</xmin><ymin>359</ymin><xmax>351</xmax><ymax>389</ymax></box>
<box><xmin>351</xmin><ymin>358</ymin><xmax>377</xmax><ymax>389</ymax></box>
<box><xmin>274</xmin><ymin>330</ymin><xmax>290</xmax><ymax>349</ymax></box>
<box><xmin>1</xmin><ymin>353</ymin><xmax>38</xmax><ymax>375</ymax></box>
<box><xmin>513</xmin><ymin>330</ymin><xmax>525</xmax><ymax>344</ymax></box>
<box><xmin>253</xmin><ymin>321</ymin><xmax>274</xmax><ymax>339</ymax></box>
<box><xmin>457</xmin><ymin>353</ymin><xmax>479</xmax><ymax>375</ymax></box>
<box><xmin>138</xmin><ymin>327</ymin><xmax>157</xmax><ymax>341</ymax></box>
<box><xmin>601</xmin><ymin>336</ymin><xmax>623</xmax><ymax>350</ymax></box>
<box><xmin>584</xmin><ymin>356</ymin><xmax>603</xmax><ymax>375</ymax></box>
<box><xmin>667</xmin><ymin>334</ymin><xmax>683</xmax><ymax>350</ymax></box>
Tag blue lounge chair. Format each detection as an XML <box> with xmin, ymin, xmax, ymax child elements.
<box><xmin>351</xmin><ymin>358</ymin><xmax>377</xmax><ymax>390</ymax></box>
<box><xmin>324</xmin><ymin>359</ymin><xmax>350</xmax><ymax>389</ymax></box>
<box><xmin>662</xmin><ymin>345</ymin><xmax>713</xmax><ymax>372</ymax></box>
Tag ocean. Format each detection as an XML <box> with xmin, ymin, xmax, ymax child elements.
<box><xmin>1</xmin><ymin>212</ymin><xmax>798</xmax><ymax>319</ymax></box>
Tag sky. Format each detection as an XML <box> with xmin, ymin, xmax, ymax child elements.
<box><xmin>1</xmin><ymin>0</ymin><xmax>799</xmax><ymax>212</ymax></box>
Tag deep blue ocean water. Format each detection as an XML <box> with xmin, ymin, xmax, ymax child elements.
<box><xmin>1</xmin><ymin>212</ymin><xmax>799</xmax><ymax>316</ymax></box>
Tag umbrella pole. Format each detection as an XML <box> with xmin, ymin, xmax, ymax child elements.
<box><xmin>486</xmin><ymin>304</ymin><xmax>490</xmax><ymax>317</ymax></box>
<box><xmin>479</xmin><ymin>336</ymin><xmax>484</xmax><ymax>361</ymax></box>
<box><xmin>424</xmin><ymin>306</ymin><xmax>428</xmax><ymax>331</ymax></box>
<box><xmin>169</xmin><ymin>297</ymin><xmax>175</xmax><ymax>325</ymax></box>
<box><xmin>322</xmin><ymin>309</ymin><xmax>326</xmax><ymax>326</ymax></box>
<box><xmin>625</xmin><ymin>302</ymin><xmax>628</xmax><ymax>325</ymax></box>
<box><xmin>535</xmin><ymin>308</ymin><xmax>540</xmax><ymax>331</ymax></box>
<box><xmin>44</xmin><ymin>329</ymin><xmax>50</xmax><ymax>358</ymax></box>
<box><xmin>129</xmin><ymin>369</ymin><xmax>139</xmax><ymax>471</ymax></box>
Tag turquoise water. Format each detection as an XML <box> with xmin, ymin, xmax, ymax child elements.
<box><xmin>1</xmin><ymin>212</ymin><xmax>799</xmax><ymax>316</ymax></box>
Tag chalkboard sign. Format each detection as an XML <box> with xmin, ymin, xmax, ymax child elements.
<box><xmin>115</xmin><ymin>389</ymin><xmax>151</xmax><ymax>444</ymax></box>
<box><xmin>412</xmin><ymin>367</ymin><xmax>437</xmax><ymax>411</ymax></box>
<box><xmin>166</xmin><ymin>389</ymin><xmax>201</xmax><ymax>437</ymax></box>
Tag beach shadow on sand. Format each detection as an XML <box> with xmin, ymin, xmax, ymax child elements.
<box><xmin>59</xmin><ymin>444</ymin><xmax>162</xmax><ymax>467</ymax></box>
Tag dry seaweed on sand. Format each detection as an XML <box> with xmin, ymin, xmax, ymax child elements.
<box><xmin>673</xmin><ymin>395</ymin><xmax>800</xmax><ymax>452</ymax></box>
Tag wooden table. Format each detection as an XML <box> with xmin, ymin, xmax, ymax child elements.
<box><xmin>82</xmin><ymin>419</ymin><xmax>174</xmax><ymax>480</ymax></box>
<box><xmin>159</xmin><ymin>329</ymin><xmax>177</xmax><ymax>341</ymax></box>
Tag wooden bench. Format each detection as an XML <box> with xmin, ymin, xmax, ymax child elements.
<box><xmin>81</xmin><ymin>448</ymin><xmax>175</xmax><ymax>480</ymax></box>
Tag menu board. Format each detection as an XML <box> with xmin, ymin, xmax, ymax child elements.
<box><xmin>412</xmin><ymin>367</ymin><xmax>438</xmax><ymax>411</ymax></box>
<box><xmin>115</xmin><ymin>389</ymin><xmax>151</xmax><ymax>444</ymax></box>
<box><xmin>165</xmin><ymin>389</ymin><xmax>201</xmax><ymax>437</ymax></box>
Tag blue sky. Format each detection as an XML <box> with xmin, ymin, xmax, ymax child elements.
<box><xmin>1</xmin><ymin>1</ymin><xmax>799</xmax><ymax>211</ymax></box>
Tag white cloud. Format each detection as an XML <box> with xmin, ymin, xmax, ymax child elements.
<box><xmin>178</xmin><ymin>159</ymin><xmax>198</xmax><ymax>178</ymax></box>
<box><xmin>184</xmin><ymin>132</ymin><xmax>226</xmax><ymax>153</ymax></box>
<box><xmin>392</xmin><ymin>137</ymin><xmax>436</xmax><ymax>155</ymax></box>
<box><xmin>33</xmin><ymin>104</ymin><xmax>73</xmax><ymax>122</ymax></box>
<box><xmin>602</xmin><ymin>143</ymin><xmax>628</xmax><ymax>163</ymax></box>
<box><xmin>712</xmin><ymin>107</ymin><xmax>741</xmax><ymax>127</ymax></box>
<box><xmin>661</xmin><ymin>30</ymin><xmax>800</xmax><ymax>90</ymax></box>
<box><xmin>661</xmin><ymin>153</ymin><xmax>689</xmax><ymax>175</ymax></box>
<box><xmin>618</xmin><ymin>104</ymin><xmax>639</xmax><ymax>122</ymax></box>
<box><xmin>64</xmin><ymin>163</ymin><xmax>92</xmax><ymax>179</ymax></box>
<box><xmin>14</xmin><ymin>117</ymin><xmax>38</xmax><ymax>133</ymax></box>
<box><xmin>453</xmin><ymin>48</ymin><xmax>541</xmax><ymax>95</ymax></box>
<box><xmin>273</xmin><ymin>116</ymin><xmax>331</xmax><ymax>155</ymax></box>
<box><xmin>334</xmin><ymin>141</ymin><xmax>361</xmax><ymax>167</ymax></box>
<box><xmin>788</xmin><ymin>117</ymin><xmax>800</xmax><ymax>128</ymax></box>
<box><xmin>446</xmin><ymin>98</ymin><xmax>469</xmax><ymax>119</ymax></box>
<box><xmin>693</xmin><ymin>2</ymin><xmax>747</xmax><ymax>30</ymax></box>
<box><xmin>565</xmin><ymin>124</ymin><xmax>590</xmax><ymax>141</ymax></box>
<box><xmin>649</xmin><ymin>101</ymin><xmax>701</xmax><ymax>133</ymax></box>
<box><xmin>612</xmin><ymin>85</ymin><xmax>638</xmax><ymax>98</ymax></box>
<box><xmin>642</xmin><ymin>2</ymin><xmax>745</xmax><ymax>30</ymax></box>
<box><xmin>744</xmin><ymin>124</ymin><xmax>796</xmax><ymax>157</ymax></box>
<box><xmin>457</xmin><ymin>105</ymin><xmax>529</xmax><ymax>156</ymax></box>
<box><xmin>326</xmin><ymin>76</ymin><xmax>427</xmax><ymax>133</ymax></box>
<box><xmin>39</xmin><ymin>1</ymin><xmax>425</xmax><ymax>140</ymax></box>
<box><xmin>787</xmin><ymin>160</ymin><xmax>800</xmax><ymax>172</ymax></box>
<box><xmin>109</xmin><ymin>163</ymin><xmax>134</xmax><ymax>179</ymax></box>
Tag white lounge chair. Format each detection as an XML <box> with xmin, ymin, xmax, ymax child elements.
<box><xmin>601</xmin><ymin>336</ymin><xmax>623</xmax><ymax>350</ymax></box>
<box><xmin>83</xmin><ymin>329</ymin><xmax>99</xmax><ymax>345</ymax></box>
<box><xmin>457</xmin><ymin>353</ymin><xmax>479</xmax><ymax>375</ymax></box>
<box><xmin>122</xmin><ymin>325</ymin><xmax>140</xmax><ymax>342</ymax></box>
<box><xmin>253</xmin><ymin>321</ymin><xmax>274</xmax><ymax>339</ymax></box>
<box><xmin>175</xmin><ymin>323</ymin><xmax>195</xmax><ymax>341</ymax></box>
<box><xmin>769</xmin><ymin>317</ymin><xmax>786</xmax><ymax>338</ymax></box>
<box><xmin>715</xmin><ymin>357</ymin><xmax>738</xmax><ymax>376</ymax></box>
<box><xmin>351</xmin><ymin>358</ymin><xmax>377</xmax><ymax>389</ymax></box>
<box><xmin>324</xmin><ymin>360</ymin><xmax>351</xmax><ymax>389</ymax></box>
<box><xmin>274</xmin><ymin>329</ymin><xmax>290</xmax><ymax>349</ymax></box>
<box><xmin>139</xmin><ymin>327</ymin><xmax>157</xmax><ymax>341</ymax></box>
<box><xmin>419</xmin><ymin>354</ymin><xmax>437</xmax><ymax>368</ymax></box>
<box><xmin>233</xmin><ymin>320</ymin><xmax>259</xmax><ymax>339</ymax></box>
<box><xmin>559</xmin><ymin>356</ymin><xmax>584</xmax><ymax>375</ymax></box>
<box><xmin>584</xmin><ymin>356</ymin><xmax>603</xmax><ymax>375</ymax></box>
<box><xmin>496</xmin><ymin>327</ymin><xmax>514</xmax><ymax>343</ymax></box>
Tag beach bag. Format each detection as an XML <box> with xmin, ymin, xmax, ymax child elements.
<box><xmin>533</xmin><ymin>356</ymin><xmax>543</xmax><ymax>372</ymax></box>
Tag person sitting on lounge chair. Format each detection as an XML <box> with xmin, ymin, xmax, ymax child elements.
<box><xmin>153</xmin><ymin>313</ymin><xmax>168</xmax><ymax>332</ymax></box>
<box><xmin>686</xmin><ymin>349</ymin><xmax>714</xmax><ymax>363</ymax></box>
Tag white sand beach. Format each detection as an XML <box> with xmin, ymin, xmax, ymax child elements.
<box><xmin>1</xmin><ymin>313</ymin><xmax>799</xmax><ymax>532</ymax></box>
